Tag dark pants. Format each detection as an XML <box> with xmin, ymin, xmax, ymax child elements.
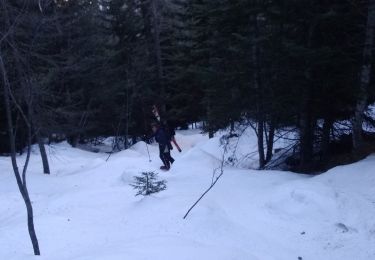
<box><xmin>159</xmin><ymin>144</ymin><xmax>174</xmax><ymax>168</ymax></box>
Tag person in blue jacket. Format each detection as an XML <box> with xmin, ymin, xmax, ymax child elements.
<box><xmin>151</xmin><ymin>122</ymin><xmax>175</xmax><ymax>170</ymax></box>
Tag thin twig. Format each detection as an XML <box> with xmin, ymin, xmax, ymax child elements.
<box><xmin>183</xmin><ymin>138</ymin><xmax>228</xmax><ymax>219</ymax></box>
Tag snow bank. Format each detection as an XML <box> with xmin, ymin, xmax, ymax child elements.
<box><xmin>1</xmin><ymin>130</ymin><xmax>375</xmax><ymax>260</ymax></box>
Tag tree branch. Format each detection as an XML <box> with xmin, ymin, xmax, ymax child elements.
<box><xmin>183</xmin><ymin>137</ymin><xmax>228</xmax><ymax>219</ymax></box>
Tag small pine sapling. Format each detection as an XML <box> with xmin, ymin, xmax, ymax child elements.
<box><xmin>130</xmin><ymin>171</ymin><xmax>167</xmax><ymax>196</ymax></box>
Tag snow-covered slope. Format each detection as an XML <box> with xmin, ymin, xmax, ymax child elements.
<box><xmin>1</xmin><ymin>130</ymin><xmax>375</xmax><ymax>260</ymax></box>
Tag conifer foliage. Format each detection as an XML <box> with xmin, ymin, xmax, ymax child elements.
<box><xmin>1</xmin><ymin>0</ymin><xmax>375</xmax><ymax>172</ymax></box>
<box><xmin>130</xmin><ymin>171</ymin><xmax>167</xmax><ymax>196</ymax></box>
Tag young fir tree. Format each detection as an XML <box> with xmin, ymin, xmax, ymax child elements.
<box><xmin>130</xmin><ymin>171</ymin><xmax>167</xmax><ymax>196</ymax></box>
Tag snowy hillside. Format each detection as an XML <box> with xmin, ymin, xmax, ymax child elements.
<box><xmin>1</xmin><ymin>130</ymin><xmax>375</xmax><ymax>260</ymax></box>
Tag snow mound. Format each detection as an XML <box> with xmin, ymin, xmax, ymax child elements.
<box><xmin>1</xmin><ymin>130</ymin><xmax>375</xmax><ymax>260</ymax></box>
<box><xmin>129</xmin><ymin>141</ymin><xmax>151</xmax><ymax>156</ymax></box>
<box><xmin>265</xmin><ymin>180</ymin><xmax>339</xmax><ymax>222</ymax></box>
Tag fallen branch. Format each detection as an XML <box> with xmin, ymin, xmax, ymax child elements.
<box><xmin>183</xmin><ymin>138</ymin><xmax>228</xmax><ymax>219</ymax></box>
<box><xmin>183</xmin><ymin>165</ymin><xmax>224</xmax><ymax>219</ymax></box>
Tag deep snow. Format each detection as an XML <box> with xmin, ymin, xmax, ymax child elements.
<box><xmin>1</xmin><ymin>129</ymin><xmax>375</xmax><ymax>260</ymax></box>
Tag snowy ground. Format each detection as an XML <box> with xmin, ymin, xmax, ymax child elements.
<box><xmin>1</xmin><ymin>129</ymin><xmax>375</xmax><ymax>260</ymax></box>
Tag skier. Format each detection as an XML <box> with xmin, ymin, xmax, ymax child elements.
<box><xmin>151</xmin><ymin>104</ymin><xmax>182</xmax><ymax>153</ymax></box>
<box><xmin>151</xmin><ymin>122</ymin><xmax>175</xmax><ymax>171</ymax></box>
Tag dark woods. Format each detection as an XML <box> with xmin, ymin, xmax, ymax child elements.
<box><xmin>1</xmin><ymin>0</ymin><xmax>375</xmax><ymax>173</ymax></box>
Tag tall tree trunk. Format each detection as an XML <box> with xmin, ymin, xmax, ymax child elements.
<box><xmin>206</xmin><ymin>99</ymin><xmax>214</xmax><ymax>138</ymax></box>
<box><xmin>352</xmin><ymin>0</ymin><xmax>375</xmax><ymax>152</ymax></box>
<box><xmin>150</xmin><ymin>0</ymin><xmax>165</xmax><ymax>106</ymax></box>
<box><xmin>37</xmin><ymin>134</ymin><xmax>50</xmax><ymax>174</ymax></box>
<box><xmin>3</xmin><ymin>0</ymin><xmax>50</xmax><ymax>175</ymax></box>
<box><xmin>321</xmin><ymin>116</ymin><xmax>333</xmax><ymax>163</ymax></box>
<box><xmin>299</xmin><ymin>104</ymin><xmax>314</xmax><ymax>170</ymax></box>
<box><xmin>31</xmin><ymin>101</ymin><xmax>50</xmax><ymax>174</ymax></box>
<box><xmin>265</xmin><ymin>122</ymin><xmax>275</xmax><ymax>164</ymax></box>
<box><xmin>140</xmin><ymin>0</ymin><xmax>166</xmax><ymax>112</ymax></box>
<box><xmin>0</xmin><ymin>52</ymin><xmax>40</xmax><ymax>255</ymax></box>
<box><xmin>251</xmin><ymin>14</ymin><xmax>265</xmax><ymax>169</ymax></box>
<box><xmin>257</xmin><ymin>120</ymin><xmax>266</xmax><ymax>169</ymax></box>
<box><xmin>299</xmin><ymin>16</ymin><xmax>319</xmax><ymax>171</ymax></box>
<box><xmin>140</xmin><ymin>0</ymin><xmax>152</xmax><ymax>58</ymax></box>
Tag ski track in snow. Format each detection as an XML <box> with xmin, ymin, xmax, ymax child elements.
<box><xmin>1</xmin><ymin>129</ymin><xmax>375</xmax><ymax>260</ymax></box>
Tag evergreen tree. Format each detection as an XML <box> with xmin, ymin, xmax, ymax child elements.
<box><xmin>130</xmin><ymin>171</ymin><xmax>167</xmax><ymax>196</ymax></box>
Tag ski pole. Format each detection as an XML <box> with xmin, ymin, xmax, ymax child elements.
<box><xmin>106</xmin><ymin>150</ymin><xmax>113</xmax><ymax>162</ymax></box>
<box><xmin>145</xmin><ymin>141</ymin><xmax>151</xmax><ymax>162</ymax></box>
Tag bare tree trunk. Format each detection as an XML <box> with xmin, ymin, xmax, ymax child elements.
<box><xmin>8</xmin><ymin>3</ymin><xmax>50</xmax><ymax>174</ymax></box>
<box><xmin>37</xmin><ymin>135</ymin><xmax>50</xmax><ymax>174</ymax></box>
<box><xmin>265</xmin><ymin>122</ymin><xmax>275</xmax><ymax>164</ymax></box>
<box><xmin>352</xmin><ymin>0</ymin><xmax>375</xmax><ymax>152</ymax></box>
<box><xmin>257</xmin><ymin>120</ymin><xmax>266</xmax><ymax>169</ymax></box>
<box><xmin>299</xmin><ymin>106</ymin><xmax>314</xmax><ymax>170</ymax></box>
<box><xmin>29</xmin><ymin>91</ymin><xmax>50</xmax><ymax>174</ymax></box>
<box><xmin>207</xmin><ymin>100</ymin><xmax>214</xmax><ymax>139</ymax></box>
<box><xmin>0</xmin><ymin>51</ymin><xmax>40</xmax><ymax>255</ymax></box>
<box><xmin>299</xmin><ymin>16</ymin><xmax>320</xmax><ymax>171</ymax></box>
<box><xmin>321</xmin><ymin>116</ymin><xmax>333</xmax><ymax>163</ymax></box>
<box><xmin>251</xmin><ymin>14</ymin><xmax>266</xmax><ymax>169</ymax></box>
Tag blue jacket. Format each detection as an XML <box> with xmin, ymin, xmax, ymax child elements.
<box><xmin>153</xmin><ymin>127</ymin><xmax>169</xmax><ymax>146</ymax></box>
